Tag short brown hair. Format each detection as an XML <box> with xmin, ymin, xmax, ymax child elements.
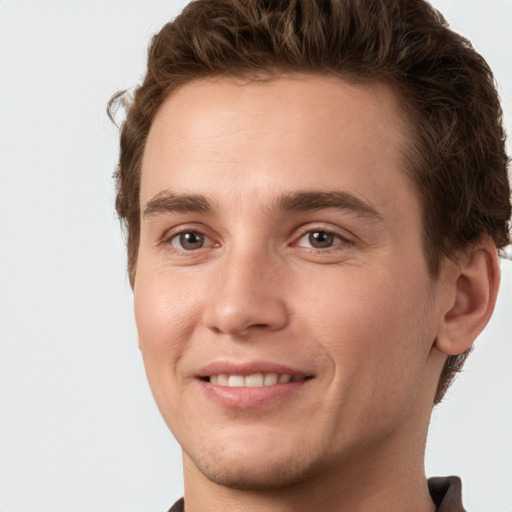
<box><xmin>110</xmin><ymin>0</ymin><xmax>511</xmax><ymax>403</ymax></box>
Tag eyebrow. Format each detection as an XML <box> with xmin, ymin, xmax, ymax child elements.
<box><xmin>143</xmin><ymin>190</ymin><xmax>383</xmax><ymax>221</ymax></box>
<box><xmin>275</xmin><ymin>191</ymin><xmax>384</xmax><ymax>220</ymax></box>
<box><xmin>143</xmin><ymin>191</ymin><xmax>213</xmax><ymax>219</ymax></box>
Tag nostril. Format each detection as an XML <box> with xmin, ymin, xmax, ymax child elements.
<box><xmin>202</xmin><ymin>294</ymin><xmax>288</xmax><ymax>336</ymax></box>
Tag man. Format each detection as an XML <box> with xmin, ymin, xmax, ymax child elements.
<box><xmin>110</xmin><ymin>1</ymin><xmax>511</xmax><ymax>510</ymax></box>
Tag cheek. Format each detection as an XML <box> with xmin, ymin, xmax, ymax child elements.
<box><xmin>133</xmin><ymin>271</ymin><xmax>202</xmax><ymax>376</ymax></box>
<box><xmin>133</xmin><ymin>271</ymin><xmax>207</xmax><ymax>429</ymax></box>
<box><xmin>295</xmin><ymin>266</ymin><xmax>435</xmax><ymax>383</ymax></box>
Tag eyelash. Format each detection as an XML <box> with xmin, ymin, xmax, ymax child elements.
<box><xmin>162</xmin><ymin>226</ymin><xmax>215</xmax><ymax>253</ymax></box>
<box><xmin>161</xmin><ymin>225</ymin><xmax>353</xmax><ymax>254</ymax></box>
<box><xmin>293</xmin><ymin>227</ymin><xmax>352</xmax><ymax>250</ymax></box>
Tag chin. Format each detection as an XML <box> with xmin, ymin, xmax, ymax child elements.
<box><xmin>187</xmin><ymin>444</ymin><xmax>324</xmax><ymax>491</ymax></box>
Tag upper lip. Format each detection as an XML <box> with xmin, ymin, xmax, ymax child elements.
<box><xmin>196</xmin><ymin>360</ymin><xmax>311</xmax><ymax>378</ymax></box>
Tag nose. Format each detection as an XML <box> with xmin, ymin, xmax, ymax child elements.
<box><xmin>201</xmin><ymin>249</ymin><xmax>288</xmax><ymax>336</ymax></box>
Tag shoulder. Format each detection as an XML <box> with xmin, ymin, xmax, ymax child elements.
<box><xmin>167</xmin><ymin>497</ymin><xmax>184</xmax><ymax>512</ymax></box>
<box><xmin>428</xmin><ymin>476</ymin><xmax>467</xmax><ymax>512</ymax></box>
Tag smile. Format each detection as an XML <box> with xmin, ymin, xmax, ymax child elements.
<box><xmin>207</xmin><ymin>373</ymin><xmax>305</xmax><ymax>387</ymax></box>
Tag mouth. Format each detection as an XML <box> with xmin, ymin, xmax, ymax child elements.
<box><xmin>196</xmin><ymin>362</ymin><xmax>313</xmax><ymax>408</ymax></box>
<box><xmin>203</xmin><ymin>373</ymin><xmax>310</xmax><ymax>387</ymax></box>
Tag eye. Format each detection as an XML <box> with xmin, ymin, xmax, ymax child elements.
<box><xmin>170</xmin><ymin>231</ymin><xmax>208</xmax><ymax>251</ymax></box>
<box><xmin>297</xmin><ymin>230</ymin><xmax>345</xmax><ymax>249</ymax></box>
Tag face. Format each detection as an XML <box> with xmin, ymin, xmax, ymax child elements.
<box><xmin>135</xmin><ymin>75</ymin><xmax>445</xmax><ymax>489</ymax></box>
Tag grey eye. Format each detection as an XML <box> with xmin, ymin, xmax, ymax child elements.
<box><xmin>171</xmin><ymin>231</ymin><xmax>206</xmax><ymax>250</ymax></box>
<box><xmin>298</xmin><ymin>230</ymin><xmax>342</xmax><ymax>249</ymax></box>
<box><xmin>309</xmin><ymin>231</ymin><xmax>334</xmax><ymax>248</ymax></box>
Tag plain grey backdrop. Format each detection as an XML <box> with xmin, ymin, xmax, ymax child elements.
<box><xmin>0</xmin><ymin>1</ymin><xmax>511</xmax><ymax>511</ymax></box>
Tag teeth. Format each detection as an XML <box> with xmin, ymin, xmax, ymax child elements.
<box><xmin>217</xmin><ymin>374</ymin><xmax>229</xmax><ymax>386</ymax></box>
<box><xmin>263</xmin><ymin>373</ymin><xmax>278</xmax><ymax>386</ymax></box>
<box><xmin>228</xmin><ymin>375</ymin><xmax>245</xmax><ymax>387</ymax></box>
<box><xmin>208</xmin><ymin>372</ymin><xmax>296</xmax><ymax>387</ymax></box>
<box><xmin>246</xmin><ymin>373</ymin><xmax>264</xmax><ymax>387</ymax></box>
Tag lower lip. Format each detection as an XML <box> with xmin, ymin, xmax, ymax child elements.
<box><xmin>198</xmin><ymin>379</ymin><xmax>308</xmax><ymax>409</ymax></box>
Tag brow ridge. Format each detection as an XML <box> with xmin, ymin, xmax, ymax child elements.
<box><xmin>143</xmin><ymin>191</ymin><xmax>213</xmax><ymax>218</ymax></box>
<box><xmin>143</xmin><ymin>189</ymin><xmax>383</xmax><ymax>221</ymax></box>
<box><xmin>275</xmin><ymin>191</ymin><xmax>383</xmax><ymax>220</ymax></box>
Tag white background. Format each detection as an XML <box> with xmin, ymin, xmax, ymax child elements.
<box><xmin>0</xmin><ymin>1</ymin><xmax>510</xmax><ymax>511</ymax></box>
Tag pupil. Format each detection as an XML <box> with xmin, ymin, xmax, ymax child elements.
<box><xmin>309</xmin><ymin>231</ymin><xmax>333</xmax><ymax>248</ymax></box>
<box><xmin>180</xmin><ymin>232</ymin><xmax>204</xmax><ymax>250</ymax></box>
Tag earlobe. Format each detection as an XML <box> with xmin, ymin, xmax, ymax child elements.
<box><xmin>435</xmin><ymin>241</ymin><xmax>500</xmax><ymax>356</ymax></box>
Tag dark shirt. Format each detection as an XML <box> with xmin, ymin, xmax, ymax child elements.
<box><xmin>429</xmin><ymin>476</ymin><xmax>466</xmax><ymax>511</ymax></box>
<box><xmin>167</xmin><ymin>476</ymin><xmax>466</xmax><ymax>512</ymax></box>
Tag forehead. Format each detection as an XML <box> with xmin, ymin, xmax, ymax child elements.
<box><xmin>141</xmin><ymin>74</ymin><xmax>417</xmax><ymax>219</ymax></box>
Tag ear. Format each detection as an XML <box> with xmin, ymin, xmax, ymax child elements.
<box><xmin>435</xmin><ymin>241</ymin><xmax>500</xmax><ymax>356</ymax></box>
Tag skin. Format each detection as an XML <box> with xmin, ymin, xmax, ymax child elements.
<box><xmin>134</xmin><ymin>75</ymin><xmax>499</xmax><ymax>511</ymax></box>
